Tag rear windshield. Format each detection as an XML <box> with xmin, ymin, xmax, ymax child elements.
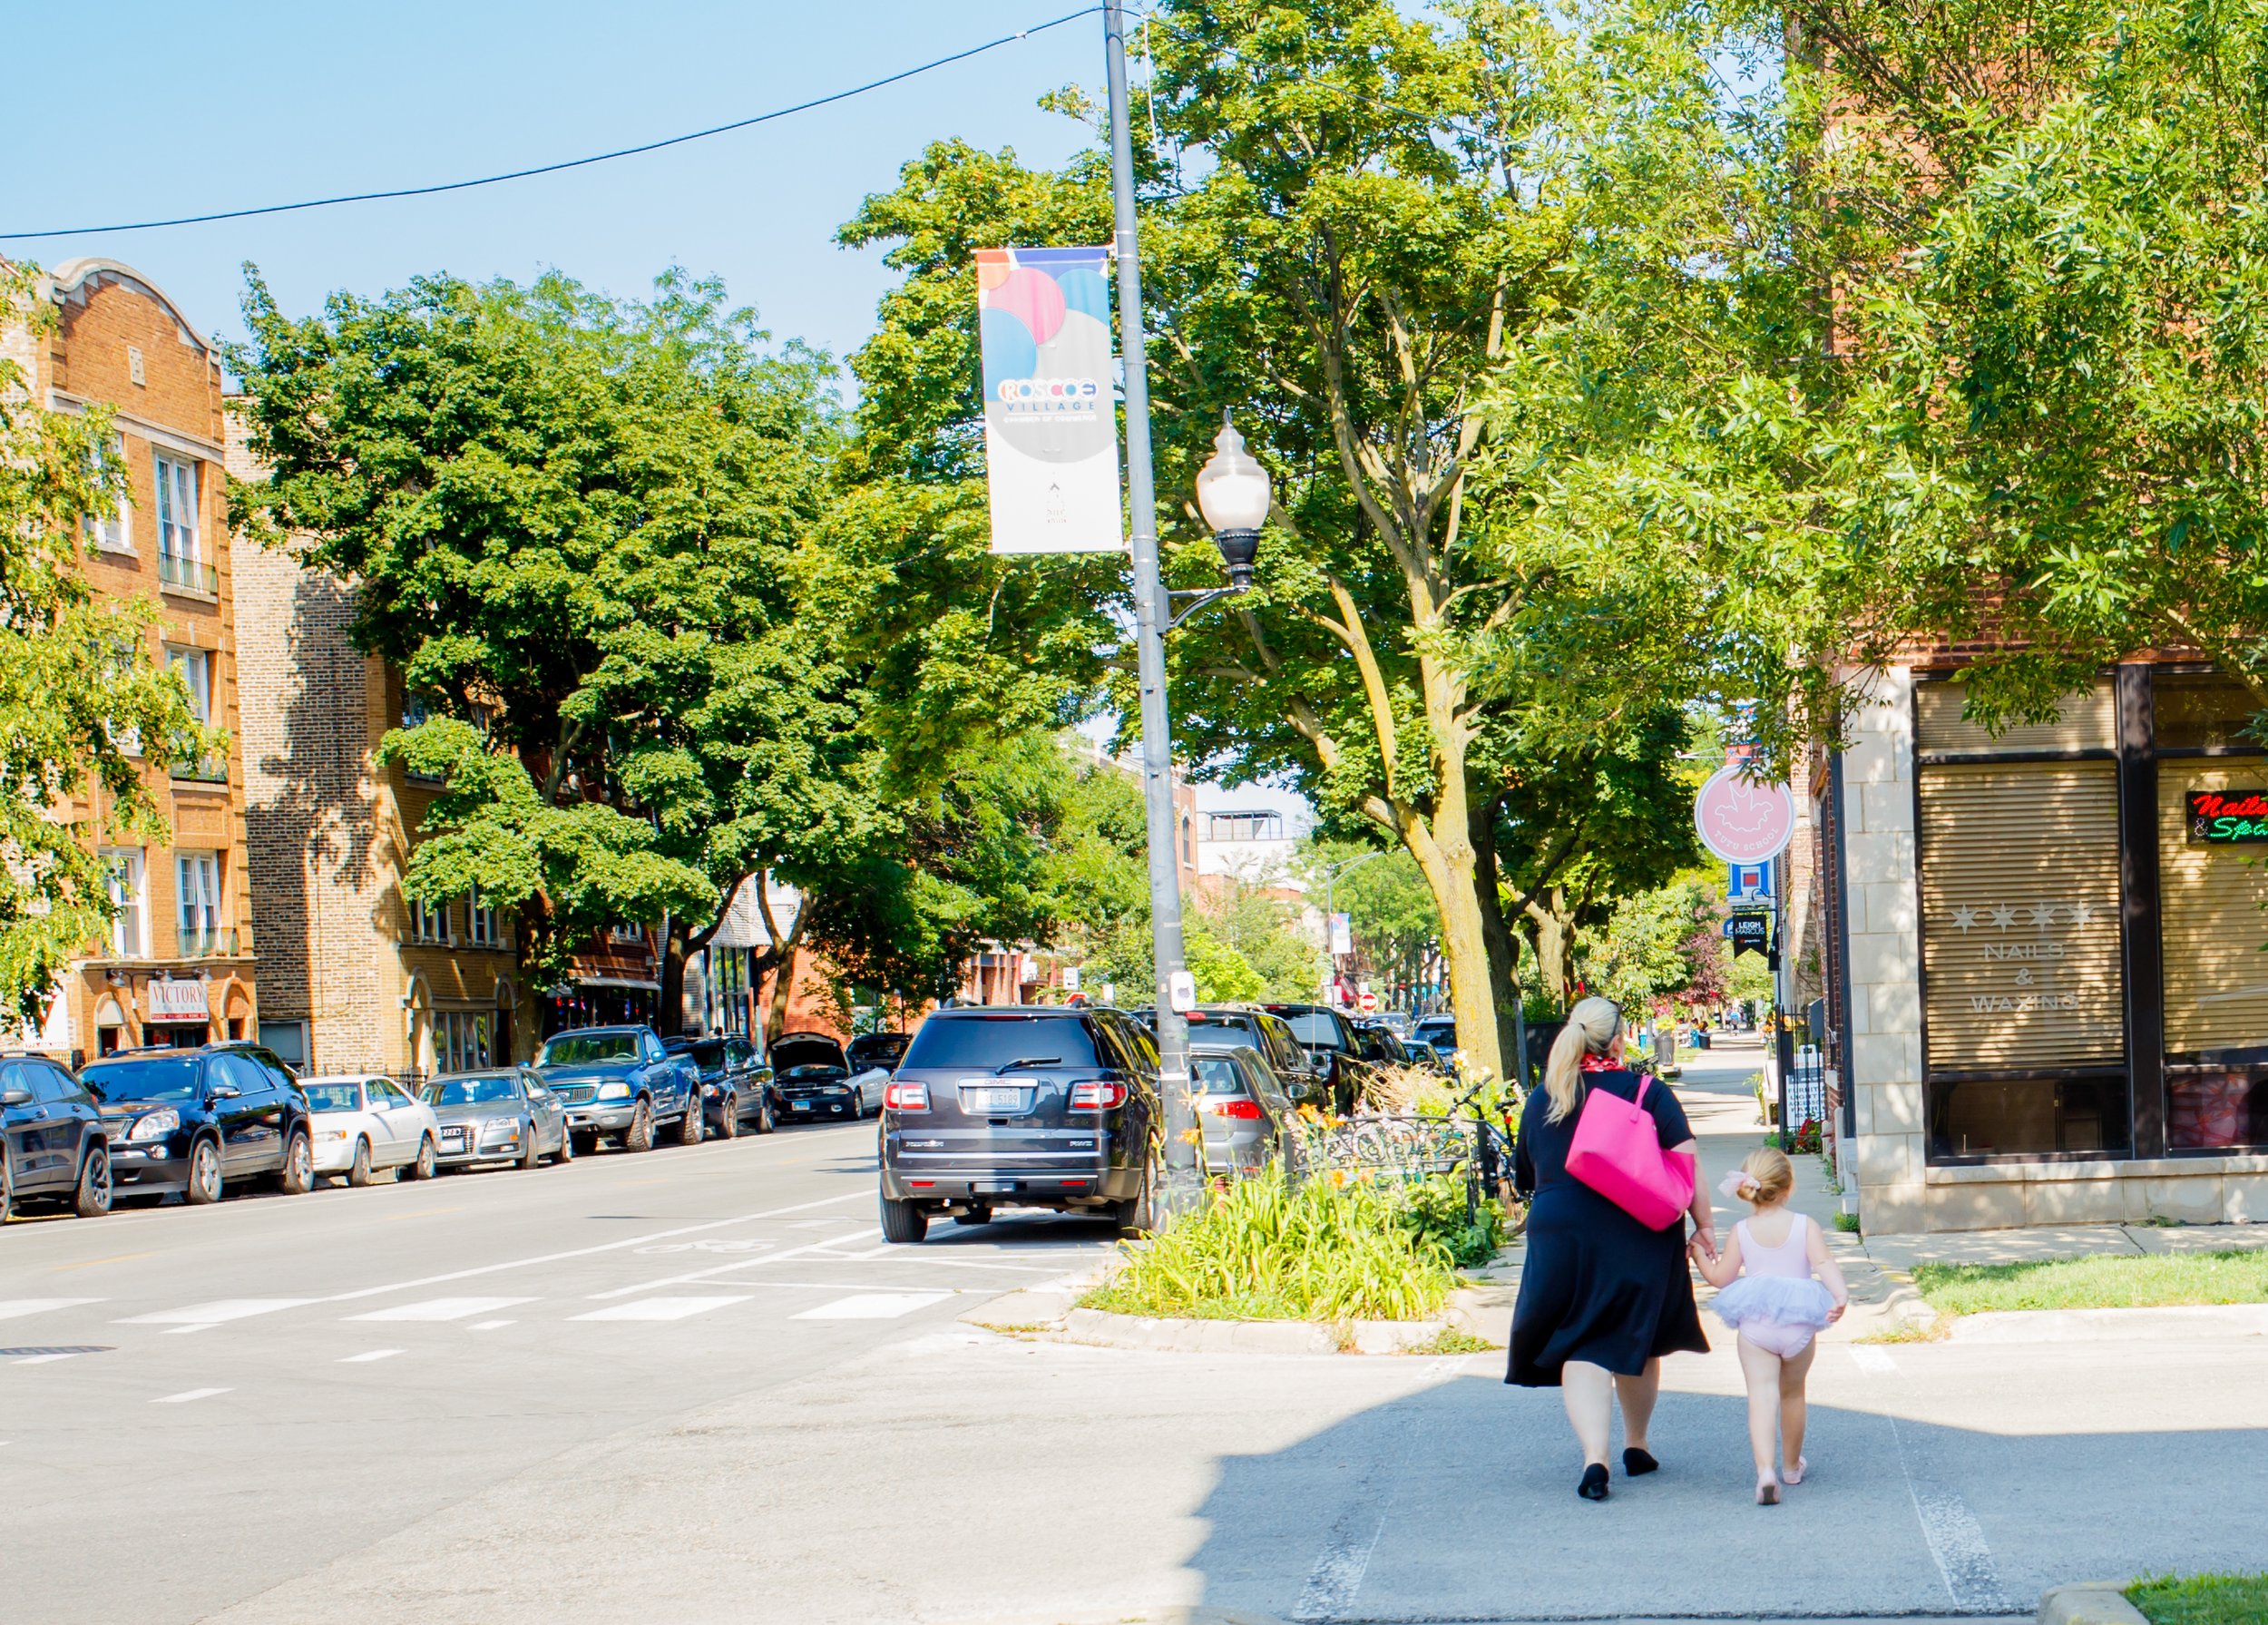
<box><xmin>301</xmin><ymin>1083</ymin><xmax>365</xmax><ymax>1112</ymax></box>
<box><xmin>425</xmin><ymin>1074</ymin><xmax>520</xmax><ymax>1107</ymax></box>
<box><xmin>901</xmin><ymin>1014</ymin><xmax>1100</xmax><ymax>1073</ymax></box>
<box><xmin>539</xmin><ymin>1033</ymin><xmax>638</xmax><ymax>1066</ymax></box>
<box><xmin>681</xmin><ymin>1040</ymin><xmax>727</xmax><ymax>1069</ymax></box>
<box><xmin>1277</xmin><ymin>1013</ymin><xmax>1345</xmax><ymax>1048</ymax></box>
<box><xmin>1191</xmin><ymin>1055</ymin><xmax>1250</xmax><ymax>1095</ymax></box>
<box><xmin>1188</xmin><ymin>1017</ymin><xmax>1259</xmax><ymax>1052</ymax></box>
<box><xmin>83</xmin><ymin>1056</ymin><xmax>200</xmax><ymax>1102</ymax></box>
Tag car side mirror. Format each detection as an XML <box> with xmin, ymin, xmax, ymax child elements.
<box><xmin>1</xmin><ymin>1087</ymin><xmax>32</xmax><ymax>1109</ymax></box>
<box><xmin>1286</xmin><ymin>1082</ymin><xmax>1311</xmax><ymax>1101</ymax></box>
<box><xmin>208</xmin><ymin>1082</ymin><xmax>241</xmax><ymax>1101</ymax></box>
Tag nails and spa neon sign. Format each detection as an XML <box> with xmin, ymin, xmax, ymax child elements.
<box><xmin>2186</xmin><ymin>789</ymin><xmax>2268</xmax><ymax>843</ymax></box>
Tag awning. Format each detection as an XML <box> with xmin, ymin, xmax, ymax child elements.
<box><xmin>555</xmin><ymin>977</ymin><xmax>660</xmax><ymax>994</ymax></box>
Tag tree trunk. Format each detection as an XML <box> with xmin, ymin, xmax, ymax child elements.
<box><xmin>1403</xmin><ymin>813</ymin><xmax>1505</xmax><ymax>1085</ymax></box>
<box><xmin>1525</xmin><ymin>889</ymin><xmax>1573</xmax><ymax>1007</ymax></box>
<box><xmin>657</xmin><ymin>921</ymin><xmax>688</xmax><ymax>1037</ymax></box>
<box><xmin>764</xmin><ymin>943</ymin><xmax>799</xmax><ymax>1044</ymax></box>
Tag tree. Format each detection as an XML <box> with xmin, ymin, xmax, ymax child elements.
<box><xmin>0</xmin><ymin>264</ymin><xmax>210</xmax><ymax>1020</ymax></box>
<box><xmin>230</xmin><ymin>268</ymin><xmax>841</xmax><ymax>1036</ymax></box>
<box><xmin>1578</xmin><ymin>874</ymin><xmax>1715</xmax><ymax>1013</ymax></box>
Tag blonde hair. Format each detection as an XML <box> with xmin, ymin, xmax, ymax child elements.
<box><xmin>1730</xmin><ymin>1147</ymin><xmax>1794</xmax><ymax>1208</ymax></box>
<box><xmin>1543</xmin><ymin>996</ymin><xmax>1623</xmax><ymax>1123</ymax></box>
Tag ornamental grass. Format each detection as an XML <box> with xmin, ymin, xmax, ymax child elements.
<box><xmin>1082</xmin><ymin>1168</ymin><xmax>1459</xmax><ymax>1324</ymax></box>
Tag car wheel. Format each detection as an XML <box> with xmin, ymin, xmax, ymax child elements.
<box><xmin>72</xmin><ymin>1142</ymin><xmax>113</xmax><ymax>1219</ymax></box>
<box><xmin>953</xmin><ymin>1205</ymin><xmax>992</xmax><ymax>1228</ymax></box>
<box><xmin>346</xmin><ymin>1137</ymin><xmax>373</xmax><ymax>1188</ymax></box>
<box><xmin>677</xmin><ymin>1097</ymin><xmax>704</xmax><ymax>1147</ymax></box>
<box><xmin>406</xmin><ymin>1135</ymin><xmax>438</xmax><ymax>1181</ymax></box>
<box><xmin>185</xmin><ymin>1137</ymin><xmax>223</xmax><ymax>1205</ymax></box>
<box><xmin>1109</xmin><ymin>1163</ymin><xmax>1157</xmax><ymax>1238</ymax></box>
<box><xmin>570</xmin><ymin>1130</ymin><xmax>599</xmax><ymax>1159</ymax></box>
<box><xmin>757</xmin><ymin>1094</ymin><xmax>776</xmax><ymax>1134</ymax></box>
<box><xmin>520</xmin><ymin>1124</ymin><xmax>542</xmax><ymax>1170</ymax></box>
<box><xmin>553</xmin><ymin>1125</ymin><xmax>574</xmax><ymax>1165</ymax></box>
<box><xmin>622</xmin><ymin>1099</ymin><xmax>655</xmax><ymax>1153</ymax></box>
<box><xmin>879</xmin><ymin>1193</ymin><xmax>928</xmax><ymax>1244</ymax></box>
<box><xmin>716</xmin><ymin>1096</ymin><xmax>738</xmax><ymax>1140</ymax></box>
<box><xmin>278</xmin><ymin>1131</ymin><xmax>315</xmax><ymax>1196</ymax></box>
<box><xmin>1</xmin><ymin>1149</ymin><xmax>12</xmax><ymax>1221</ymax></box>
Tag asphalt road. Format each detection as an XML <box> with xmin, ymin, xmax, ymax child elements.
<box><xmin>9</xmin><ymin>1050</ymin><xmax>2266</xmax><ymax>1625</ymax></box>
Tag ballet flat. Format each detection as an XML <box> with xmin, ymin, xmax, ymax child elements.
<box><xmin>1756</xmin><ymin>1479</ymin><xmax>1780</xmax><ymax>1505</ymax></box>
<box><xmin>1579</xmin><ymin>1463</ymin><xmax>1611</xmax><ymax>1501</ymax></box>
<box><xmin>1782</xmin><ymin>1456</ymin><xmax>1807</xmax><ymax>1485</ymax></box>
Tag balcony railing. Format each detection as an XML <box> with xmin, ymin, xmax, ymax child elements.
<box><xmin>177</xmin><ymin>925</ymin><xmax>239</xmax><ymax>958</ymax></box>
<box><xmin>158</xmin><ymin>552</ymin><xmax>219</xmax><ymax>595</ymax></box>
<box><xmin>171</xmin><ymin>755</ymin><xmax>228</xmax><ymax>784</ymax></box>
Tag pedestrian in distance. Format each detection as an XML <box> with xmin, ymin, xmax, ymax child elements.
<box><xmin>1506</xmin><ymin>996</ymin><xmax>1716</xmax><ymax>1502</ymax></box>
<box><xmin>1687</xmin><ymin>1147</ymin><xmax>1850</xmax><ymax>1504</ymax></box>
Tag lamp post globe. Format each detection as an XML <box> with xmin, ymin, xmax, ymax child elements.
<box><xmin>1196</xmin><ymin>412</ymin><xmax>1272</xmax><ymax>588</ymax></box>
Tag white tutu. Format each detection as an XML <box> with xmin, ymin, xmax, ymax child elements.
<box><xmin>1711</xmin><ymin>1274</ymin><xmax>1836</xmax><ymax>1356</ymax></box>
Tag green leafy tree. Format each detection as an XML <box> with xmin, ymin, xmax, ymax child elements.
<box><xmin>0</xmin><ymin>265</ymin><xmax>212</xmax><ymax>1019</ymax></box>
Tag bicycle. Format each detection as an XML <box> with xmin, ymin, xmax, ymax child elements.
<box><xmin>1450</xmin><ymin>1076</ymin><xmax>1521</xmax><ymax>1228</ymax></box>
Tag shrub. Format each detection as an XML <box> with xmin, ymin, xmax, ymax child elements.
<box><xmin>1397</xmin><ymin>1174</ymin><xmax>1505</xmax><ymax>1268</ymax></box>
<box><xmin>1083</xmin><ymin>1168</ymin><xmax>1459</xmax><ymax>1323</ymax></box>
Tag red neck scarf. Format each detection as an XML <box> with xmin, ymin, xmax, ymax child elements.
<box><xmin>1579</xmin><ymin>1052</ymin><xmax>1621</xmax><ymax>1073</ymax></box>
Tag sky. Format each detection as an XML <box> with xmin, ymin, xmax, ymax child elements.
<box><xmin>5</xmin><ymin>0</ymin><xmax>1108</xmax><ymax>370</ymax></box>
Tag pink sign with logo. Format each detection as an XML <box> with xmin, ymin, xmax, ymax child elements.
<box><xmin>1693</xmin><ymin>765</ymin><xmax>1796</xmax><ymax>865</ymax></box>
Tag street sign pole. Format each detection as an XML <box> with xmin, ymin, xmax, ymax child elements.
<box><xmin>1102</xmin><ymin>0</ymin><xmax>1196</xmax><ymax>1214</ymax></box>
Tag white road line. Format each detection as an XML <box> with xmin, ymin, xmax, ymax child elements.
<box><xmin>161</xmin><ymin>1324</ymin><xmax>217</xmax><ymax>1336</ymax></box>
<box><xmin>0</xmin><ymin>1298</ymin><xmax>102</xmax><ymax>1320</ymax></box>
<box><xmin>338</xmin><ymin>1349</ymin><xmax>404</xmax><ymax>1364</ymax></box>
<box><xmin>345</xmin><ymin>1297</ymin><xmax>534</xmax><ymax>1323</ymax></box>
<box><xmin>1870</xmin><ymin>1352</ymin><xmax>2013</xmax><ymax>1613</ymax></box>
<box><xmin>14</xmin><ymin>1353</ymin><xmax>83</xmax><ymax>1366</ymax></box>
<box><xmin>152</xmin><ymin>1387</ymin><xmax>230</xmax><ymax>1405</ymax></box>
<box><xmin>583</xmin><ymin>1228</ymin><xmax>883</xmax><ymax>1299</ymax></box>
<box><xmin>468</xmin><ymin>1319</ymin><xmax>514</xmax><ymax>1332</ymax></box>
<box><xmin>119</xmin><ymin>1298</ymin><xmax>312</xmax><ymax>1326</ymax></box>
<box><xmin>792</xmin><ymin>1292</ymin><xmax>953</xmax><ymax>1320</ymax></box>
<box><xmin>674</xmin><ymin>1278</ymin><xmax>982</xmax><ymax>1294</ymax></box>
<box><xmin>571</xmin><ymin>1296</ymin><xmax>752</xmax><ymax>1323</ymax></box>
<box><xmin>1851</xmin><ymin>1345</ymin><xmax>1899</xmax><ymax>1374</ymax></box>
<box><xmin>318</xmin><ymin>1190</ymin><xmax>867</xmax><ymax>1305</ymax></box>
<box><xmin>1293</xmin><ymin>1504</ymin><xmax>1390</xmax><ymax>1623</ymax></box>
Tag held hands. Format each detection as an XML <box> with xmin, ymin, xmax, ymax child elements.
<box><xmin>1826</xmin><ymin>1298</ymin><xmax>1848</xmax><ymax>1324</ymax></box>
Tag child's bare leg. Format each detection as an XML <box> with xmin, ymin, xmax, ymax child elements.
<box><xmin>1735</xmin><ymin>1336</ymin><xmax>1783</xmax><ymax>1489</ymax></box>
<box><xmin>1613</xmin><ymin>1358</ymin><xmax>1661</xmax><ymax>1454</ymax></box>
<box><xmin>1779</xmin><ymin>1339</ymin><xmax>1817</xmax><ymax>1475</ymax></box>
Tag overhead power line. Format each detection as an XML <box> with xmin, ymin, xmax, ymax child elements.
<box><xmin>0</xmin><ymin>6</ymin><xmax>1102</xmax><ymax>241</ymax></box>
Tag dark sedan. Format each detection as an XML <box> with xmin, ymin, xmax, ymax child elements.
<box><xmin>663</xmin><ymin>1034</ymin><xmax>776</xmax><ymax>1138</ymax></box>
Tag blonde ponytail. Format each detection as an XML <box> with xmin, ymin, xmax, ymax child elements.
<box><xmin>1543</xmin><ymin>996</ymin><xmax>1624</xmax><ymax>1123</ymax></box>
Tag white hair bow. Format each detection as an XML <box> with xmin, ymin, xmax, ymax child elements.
<box><xmin>1717</xmin><ymin>1170</ymin><xmax>1761</xmax><ymax>1199</ymax></box>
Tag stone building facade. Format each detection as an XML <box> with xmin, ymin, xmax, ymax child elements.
<box><xmin>5</xmin><ymin>259</ymin><xmax>258</xmax><ymax>1062</ymax></box>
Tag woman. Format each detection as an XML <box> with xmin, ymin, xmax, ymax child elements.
<box><xmin>1508</xmin><ymin>996</ymin><xmax>1716</xmax><ymax>1501</ymax></box>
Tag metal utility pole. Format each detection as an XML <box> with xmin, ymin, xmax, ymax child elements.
<box><xmin>1103</xmin><ymin>0</ymin><xmax>1196</xmax><ymax>1212</ymax></box>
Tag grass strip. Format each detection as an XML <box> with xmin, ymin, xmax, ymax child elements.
<box><xmin>2128</xmin><ymin>1571</ymin><xmax>2268</xmax><ymax>1625</ymax></box>
<box><xmin>1911</xmin><ymin>1249</ymin><xmax>2268</xmax><ymax>1316</ymax></box>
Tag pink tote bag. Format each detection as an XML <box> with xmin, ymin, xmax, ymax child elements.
<box><xmin>1564</xmin><ymin>1074</ymin><xmax>1696</xmax><ymax>1230</ymax></box>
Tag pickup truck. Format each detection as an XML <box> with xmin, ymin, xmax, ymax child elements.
<box><xmin>533</xmin><ymin>1024</ymin><xmax>703</xmax><ymax>1153</ymax></box>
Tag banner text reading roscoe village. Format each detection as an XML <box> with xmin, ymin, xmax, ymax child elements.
<box><xmin>976</xmin><ymin>246</ymin><xmax>1123</xmax><ymax>553</ymax></box>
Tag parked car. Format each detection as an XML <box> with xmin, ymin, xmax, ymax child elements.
<box><xmin>534</xmin><ymin>1024</ymin><xmax>701</xmax><ymax>1154</ymax></box>
<box><xmin>1262</xmin><ymin>1003</ymin><xmax>1379</xmax><ymax>1111</ymax></box>
<box><xmin>300</xmin><ymin>1074</ymin><xmax>440</xmax><ymax>1186</ymax></box>
<box><xmin>2</xmin><ymin>1052</ymin><xmax>112</xmax><ymax>1219</ymax></box>
<box><xmin>81</xmin><ymin>1043</ymin><xmax>314</xmax><ymax>1205</ymax></box>
<box><xmin>1352</xmin><ymin>1021</ymin><xmax>1415</xmax><ymax>1067</ymax></box>
<box><xmin>663</xmin><ymin>1034</ymin><xmax>776</xmax><ymax>1137</ymax></box>
<box><xmin>845</xmin><ymin>1032</ymin><xmax>910</xmax><ymax>1074</ymax></box>
<box><xmin>421</xmin><ymin>1067</ymin><xmax>571</xmax><ymax>1171</ymax></box>
<box><xmin>1189</xmin><ymin>1042</ymin><xmax>1299</xmax><ymax>1176</ymax></box>
<box><xmin>877</xmin><ymin>1005</ymin><xmax>1160</xmax><ymax>1243</ymax></box>
<box><xmin>1412</xmin><ymin>1013</ymin><xmax>1457</xmax><ymax>1062</ymax></box>
<box><xmin>770</xmin><ymin>1032</ymin><xmax>880</xmax><ymax>1121</ymax></box>
<box><xmin>1128</xmin><ymin>1004</ymin><xmax>1325</xmax><ymax>1104</ymax></box>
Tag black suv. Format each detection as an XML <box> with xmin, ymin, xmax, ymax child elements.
<box><xmin>1130</xmin><ymin>1005</ymin><xmax>1325</xmax><ymax>1104</ymax></box>
<box><xmin>878</xmin><ymin>1006</ymin><xmax>1160</xmax><ymax>1243</ymax></box>
<box><xmin>1263</xmin><ymin>1003</ymin><xmax>1379</xmax><ymax>1111</ymax></box>
<box><xmin>663</xmin><ymin>1034</ymin><xmax>777</xmax><ymax>1138</ymax></box>
<box><xmin>81</xmin><ymin>1043</ymin><xmax>314</xmax><ymax>1205</ymax></box>
<box><xmin>2</xmin><ymin>1052</ymin><xmax>112</xmax><ymax>1219</ymax></box>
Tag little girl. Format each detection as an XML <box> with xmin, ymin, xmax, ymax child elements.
<box><xmin>1688</xmin><ymin>1148</ymin><xmax>1849</xmax><ymax>1503</ymax></box>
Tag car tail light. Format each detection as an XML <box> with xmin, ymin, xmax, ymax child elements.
<box><xmin>1067</xmin><ymin>1080</ymin><xmax>1128</xmax><ymax>1110</ymax></box>
<box><xmin>884</xmin><ymin>1082</ymin><xmax>929</xmax><ymax>1111</ymax></box>
<box><xmin>1202</xmin><ymin>1098</ymin><xmax>1264</xmax><ymax>1121</ymax></box>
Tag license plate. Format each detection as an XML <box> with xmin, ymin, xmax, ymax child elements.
<box><xmin>973</xmin><ymin>1180</ymin><xmax>1016</xmax><ymax>1195</ymax></box>
<box><xmin>961</xmin><ymin>1087</ymin><xmax>1025</xmax><ymax>1111</ymax></box>
<box><xmin>791</xmin><ymin>1101</ymin><xmax>811</xmax><ymax>1111</ymax></box>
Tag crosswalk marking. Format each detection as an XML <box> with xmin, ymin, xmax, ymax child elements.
<box><xmin>0</xmin><ymin>1299</ymin><xmax>102</xmax><ymax>1321</ymax></box>
<box><xmin>346</xmin><ymin>1297</ymin><xmax>534</xmax><ymax>1323</ymax></box>
<box><xmin>570</xmin><ymin>1296</ymin><xmax>751</xmax><ymax>1323</ymax></box>
<box><xmin>339</xmin><ymin>1349</ymin><xmax>403</xmax><ymax>1364</ymax></box>
<box><xmin>792</xmin><ymin>1292</ymin><xmax>953</xmax><ymax>1321</ymax></box>
<box><xmin>15</xmin><ymin>1353</ymin><xmax>82</xmax><ymax>1366</ymax></box>
<box><xmin>1851</xmin><ymin>1346</ymin><xmax>1899</xmax><ymax>1374</ymax></box>
<box><xmin>120</xmin><ymin>1298</ymin><xmax>311</xmax><ymax>1326</ymax></box>
<box><xmin>468</xmin><ymin>1319</ymin><xmax>514</xmax><ymax>1332</ymax></box>
<box><xmin>152</xmin><ymin>1387</ymin><xmax>230</xmax><ymax>1405</ymax></box>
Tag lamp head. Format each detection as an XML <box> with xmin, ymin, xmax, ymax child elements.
<box><xmin>1196</xmin><ymin>411</ymin><xmax>1271</xmax><ymax>589</ymax></box>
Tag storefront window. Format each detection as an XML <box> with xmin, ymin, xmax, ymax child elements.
<box><xmin>1916</xmin><ymin>680</ymin><xmax>2132</xmax><ymax>1159</ymax></box>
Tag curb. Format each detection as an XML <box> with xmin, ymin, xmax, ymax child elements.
<box><xmin>1060</xmin><ymin>1306</ymin><xmax>1456</xmax><ymax>1354</ymax></box>
<box><xmin>1951</xmin><ymin>1303</ymin><xmax>2268</xmax><ymax>1343</ymax></box>
<box><xmin>2037</xmin><ymin>1581</ymin><xmax>2148</xmax><ymax>1625</ymax></box>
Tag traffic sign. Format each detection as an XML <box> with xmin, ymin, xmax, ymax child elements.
<box><xmin>1356</xmin><ymin>990</ymin><xmax>1379</xmax><ymax>1013</ymax></box>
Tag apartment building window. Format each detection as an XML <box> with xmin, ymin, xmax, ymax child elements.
<box><xmin>607</xmin><ymin>922</ymin><xmax>644</xmax><ymax>945</ymax></box>
<box><xmin>102</xmin><ymin>847</ymin><xmax>147</xmax><ymax>958</ymax></box>
<box><xmin>466</xmin><ymin>886</ymin><xmax>499</xmax><ymax>946</ymax></box>
<box><xmin>86</xmin><ymin>433</ymin><xmax>131</xmax><ymax>553</ymax></box>
<box><xmin>153</xmin><ymin>453</ymin><xmax>212</xmax><ymax>592</ymax></box>
<box><xmin>408</xmin><ymin>892</ymin><xmax>451</xmax><ymax>945</ymax></box>
<box><xmin>165</xmin><ymin>646</ymin><xmax>223</xmax><ymax>781</ymax></box>
<box><xmin>176</xmin><ymin>851</ymin><xmax>222</xmax><ymax>957</ymax></box>
<box><xmin>435</xmin><ymin>1011</ymin><xmax>492</xmax><ymax>1073</ymax></box>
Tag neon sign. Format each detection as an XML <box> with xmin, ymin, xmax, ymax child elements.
<box><xmin>2186</xmin><ymin>789</ymin><xmax>2268</xmax><ymax>844</ymax></box>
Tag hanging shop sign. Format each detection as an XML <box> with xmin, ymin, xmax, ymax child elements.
<box><xmin>1693</xmin><ymin>765</ymin><xmax>1797</xmax><ymax>865</ymax></box>
<box><xmin>976</xmin><ymin>246</ymin><xmax>1123</xmax><ymax>554</ymax></box>
<box><xmin>1727</xmin><ymin>860</ymin><xmax>1774</xmax><ymax>905</ymax></box>
<box><xmin>1722</xmin><ymin>914</ymin><xmax>1772</xmax><ymax>958</ymax></box>
<box><xmin>2185</xmin><ymin>788</ymin><xmax>2268</xmax><ymax>844</ymax></box>
<box><xmin>147</xmin><ymin>976</ymin><xmax>210</xmax><ymax>1022</ymax></box>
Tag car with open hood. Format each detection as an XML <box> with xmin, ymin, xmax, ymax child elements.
<box><xmin>533</xmin><ymin>1024</ymin><xmax>701</xmax><ymax>1154</ymax></box>
<box><xmin>770</xmin><ymin>1032</ymin><xmax>880</xmax><ymax>1121</ymax></box>
<box><xmin>420</xmin><ymin>1067</ymin><xmax>570</xmax><ymax>1171</ymax></box>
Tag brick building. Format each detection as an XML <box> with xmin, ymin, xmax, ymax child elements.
<box><xmin>229</xmin><ymin>415</ymin><xmax>523</xmax><ymax>1078</ymax></box>
<box><xmin>2</xmin><ymin>259</ymin><xmax>258</xmax><ymax>1062</ymax></box>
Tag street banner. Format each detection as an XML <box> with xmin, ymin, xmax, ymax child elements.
<box><xmin>1693</xmin><ymin>764</ymin><xmax>1797</xmax><ymax>865</ymax></box>
<box><xmin>976</xmin><ymin>246</ymin><xmax>1123</xmax><ymax>553</ymax></box>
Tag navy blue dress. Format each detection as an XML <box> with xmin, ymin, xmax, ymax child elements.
<box><xmin>1506</xmin><ymin>1067</ymin><xmax>1708</xmax><ymax>1386</ymax></box>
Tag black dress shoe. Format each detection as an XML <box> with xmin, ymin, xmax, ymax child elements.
<box><xmin>1623</xmin><ymin>1447</ymin><xmax>1659</xmax><ymax>1476</ymax></box>
<box><xmin>1578</xmin><ymin>1463</ymin><xmax>1610</xmax><ymax>1500</ymax></box>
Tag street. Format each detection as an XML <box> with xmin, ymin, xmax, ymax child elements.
<box><xmin>9</xmin><ymin>1047</ymin><xmax>2267</xmax><ymax>1624</ymax></box>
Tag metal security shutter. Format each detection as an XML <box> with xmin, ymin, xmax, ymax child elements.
<box><xmin>2159</xmin><ymin>762</ymin><xmax>2268</xmax><ymax>1057</ymax></box>
<box><xmin>1919</xmin><ymin>760</ymin><xmax>2125</xmax><ymax>1071</ymax></box>
<box><xmin>1914</xmin><ymin>681</ymin><xmax>2116</xmax><ymax>756</ymax></box>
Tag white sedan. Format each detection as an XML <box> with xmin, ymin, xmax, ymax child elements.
<box><xmin>299</xmin><ymin>1074</ymin><xmax>440</xmax><ymax>1186</ymax></box>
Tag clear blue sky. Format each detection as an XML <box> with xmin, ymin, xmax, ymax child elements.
<box><xmin>6</xmin><ymin>1</ymin><xmax>1106</xmax><ymax>375</ymax></box>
